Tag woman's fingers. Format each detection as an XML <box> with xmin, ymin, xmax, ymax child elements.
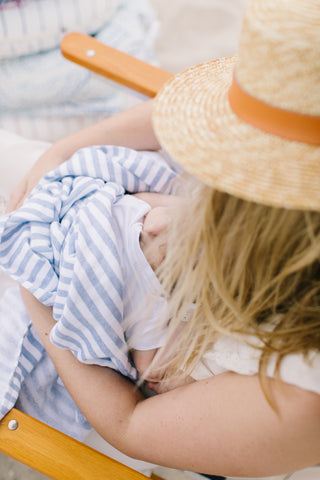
<box><xmin>6</xmin><ymin>179</ymin><xmax>27</xmax><ymax>213</ymax></box>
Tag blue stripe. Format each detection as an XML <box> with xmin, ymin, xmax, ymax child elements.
<box><xmin>52</xmin><ymin>295</ymin><xmax>128</xmax><ymax>371</ymax></box>
<box><xmin>4</xmin><ymin>391</ymin><xmax>17</xmax><ymax>406</ymax></box>
<box><xmin>17</xmin><ymin>206</ymin><xmax>53</xmax><ymax>222</ymax></box>
<box><xmin>30</xmin><ymin>197</ymin><xmax>57</xmax><ymax>212</ymax></box>
<box><xmin>139</xmin><ymin>161</ymin><xmax>153</xmax><ymax>182</ymax></box>
<box><xmin>29</xmin><ymin>259</ymin><xmax>53</xmax><ymax>288</ymax></box>
<box><xmin>74</xmin><ymin>249</ymin><xmax>123</xmax><ymax>324</ymax></box>
<box><xmin>14</xmin><ymin>250</ymin><xmax>42</xmax><ymax>278</ymax></box>
<box><xmin>121</xmin><ymin>166</ymin><xmax>129</xmax><ymax>189</ymax></box>
<box><xmin>0</xmin><ymin>230</ymin><xmax>27</xmax><ymax>259</ymax></box>
<box><xmin>133</xmin><ymin>175</ymin><xmax>140</xmax><ymax>192</ymax></box>
<box><xmin>52</xmin><ymin>321</ymin><xmax>100</xmax><ymax>361</ymax></box>
<box><xmin>107</xmin><ymin>154</ymin><xmax>116</xmax><ymax>180</ymax></box>
<box><xmin>1</xmin><ymin>239</ymin><xmax>33</xmax><ymax>271</ymax></box>
<box><xmin>0</xmin><ymin>222</ymin><xmax>25</xmax><ymax>245</ymax></box>
<box><xmin>25</xmin><ymin>330</ymin><xmax>44</xmax><ymax>355</ymax></box>
<box><xmin>82</xmin><ymin>202</ymin><xmax>121</xmax><ymax>269</ymax></box>
<box><xmin>91</xmin><ymin>147</ymin><xmax>103</xmax><ymax>178</ymax></box>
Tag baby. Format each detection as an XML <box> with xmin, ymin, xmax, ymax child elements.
<box><xmin>0</xmin><ymin>145</ymin><xmax>179</xmax><ymax>382</ymax></box>
<box><xmin>111</xmin><ymin>190</ymin><xmax>182</xmax><ymax>379</ymax></box>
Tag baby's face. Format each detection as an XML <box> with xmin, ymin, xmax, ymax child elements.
<box><xmin>139</xmin><ymin>206</ymin><xmax>170</xmax><ymax>271</ymax></box>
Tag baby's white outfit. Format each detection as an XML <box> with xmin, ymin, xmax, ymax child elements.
<box><xmin>113</xmin><ymin>193</ymin><xmax>167</xmax><ymax>351</ymax></box>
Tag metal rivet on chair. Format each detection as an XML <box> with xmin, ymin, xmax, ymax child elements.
<box><xmin>86</xmin><ymin>49</ymin><xmax>96</xmax><ymax>57</ymax></box>
<box><xmin>8</xmin><ymin>420</ymin><xmax>18</xmax><ymax>431</ymax></box>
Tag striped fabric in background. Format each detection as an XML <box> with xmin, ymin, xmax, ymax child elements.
<box><xmin>0</xmin><ymin>0</ymin><xmax>119</xmax><ymax>59</ymax></box>
<box><xmin>0</xmin><ymin>0</ymin><xmax>159</xmax><ymax>141</ymax></box>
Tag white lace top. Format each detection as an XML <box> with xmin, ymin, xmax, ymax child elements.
<box><xmin>192</xmin><ymin>335</ymin><xmax>320</xmax><ymax>395</ymax></box>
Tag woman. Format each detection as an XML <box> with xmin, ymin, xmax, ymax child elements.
<box><xmin>9</xmin><ymin>0</ymin><xmax>320</xmax><ymax>477</ymax></box>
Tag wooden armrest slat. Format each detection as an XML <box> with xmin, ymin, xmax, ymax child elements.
<box><xmin>61</xmin><ymin>32</ymin><xmax>173</xmax><ymax>98</ymax></box>
<box><xmin>0</xmin><ymin>408</ymin><xmax>148</xmax><ymax>480</ymax></box>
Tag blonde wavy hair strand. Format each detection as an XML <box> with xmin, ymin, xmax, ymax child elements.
<box><xmin>155</xmin><ymin>179</ymin><xmax>320</xmax><ymax>393</ymax></box>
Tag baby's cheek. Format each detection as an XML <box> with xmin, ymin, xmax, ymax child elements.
<box><xmin>158</xmin><ymin>242</ymin><xmax>167</xmax><ymax>264</ymax></box>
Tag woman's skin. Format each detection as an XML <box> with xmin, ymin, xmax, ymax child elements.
<box><xmin>7</xmin><ymin>98</ymin><xmax>320</xmax><ymax>477</ymax></box>
<box><xmin>21</xmin><ymin>287</ymin><xmax>320</xmax><ymax>478</ymax></box>
<box><xmin>7</xmin><ymin>100</ymin><xmax>160</xmax><ymax>213</ymax></box>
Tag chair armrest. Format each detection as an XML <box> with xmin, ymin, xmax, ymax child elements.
<box><xmin>0</xmin><ymin>407</ymin><xmax>148</xmax><ymax>480</ymax></box>
<box><xmin>61</xmin><ymin>32</ymin><xmax>173</xmax><ymax>97</ymax></box>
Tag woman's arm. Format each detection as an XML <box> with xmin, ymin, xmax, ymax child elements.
<box><xmin>44</xmin><ymin>99</ymin><xmax>159</xmax><ymax>158</ymax></box>
<box><xmin>7</xmin><ymin>100</ymin><xmax>160</xmax><ymax>212</ymax></box>
<box><xmin>21</xmin><ymin>287</ymin><xmax>320</xmax><ymax>478</ymax></box>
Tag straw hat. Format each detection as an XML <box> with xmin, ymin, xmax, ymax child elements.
<box><xmin>152</xmin><ymin>0</ymin><xmax>320</xmax><ymax>210</ymax></box>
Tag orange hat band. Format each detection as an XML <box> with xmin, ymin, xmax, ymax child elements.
<box><xmin>228</xmin><ymin>75</ymin><xmax>320</xmax><ymax>145</ymax></box>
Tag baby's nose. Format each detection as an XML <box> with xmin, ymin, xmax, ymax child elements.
<box><xmin>143</xmin><ymin>207</ymin><xmax>169</xmax><ymax>236</ymax></box>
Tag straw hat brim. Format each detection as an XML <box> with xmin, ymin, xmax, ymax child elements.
<box><xmin>152</xmin><ymin>56</ymin><xmax>320</xmax><ymax>210</ymax></box>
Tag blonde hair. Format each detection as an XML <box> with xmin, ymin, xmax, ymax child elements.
<box><xmin>156</xmin><ymin>178</ymin><xmax>320</xmax><ymax>385</ymax></box>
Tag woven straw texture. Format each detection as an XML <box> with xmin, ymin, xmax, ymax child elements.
<box><xmin>152</xmin><ymin>0</ymin><xmax>320</xmax><ymax>210</ymax></box>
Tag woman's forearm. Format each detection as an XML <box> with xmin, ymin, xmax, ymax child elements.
<box><xmin>7</xmin><ymin>100</ymin><xmax>161</xmax><ymax>212</ymax></box>
<box><xmin>20</xmin><ymin>288</ymin><xmax>144</xmax><ymax>444</ymax></box>
<box><xmin>40</xmin><ymin>99</ymin><xmax>159</xmax><ymax>167</ymax></box>
<box><xmin>20</xmin><ymin>287</ymin><xmax>320</xmax><ymax>476</ymax></box>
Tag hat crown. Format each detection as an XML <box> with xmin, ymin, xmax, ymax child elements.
<box><xmin>236</xmin><ymin>0</ymin><xmax>320</xmax><ymax>115</ymax></box>
<box><xmin>152</xmin><ymin>0</ymin><xmax>320</xmax><ymax>211</ymax></box>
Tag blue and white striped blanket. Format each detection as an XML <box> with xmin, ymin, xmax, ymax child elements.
<box><xmin>0</xmin><ymin>146</ymin><xmax>176</xmax><ymax>438</ymax></box>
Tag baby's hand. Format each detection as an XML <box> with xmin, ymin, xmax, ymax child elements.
<box><xmin>131</xmin><ymin>348</ymin><xmax>160</xmax><ymax>379</ymax></box>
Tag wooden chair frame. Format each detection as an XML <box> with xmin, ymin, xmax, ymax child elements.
<box><xmin>61</xmin><ymin>32</ymin><xmax>173</xmax><ymax>98</ymax></box>
<box><xmin>0</xmin><ymin>32</ymin><xmax>172</xmax><ymax>480</ymax></box>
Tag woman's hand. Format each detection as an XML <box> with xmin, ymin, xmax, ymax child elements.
<box><xmin>6</xmin><ymin>175</ymin><xmax>32</xmax><ymax>213</ymax></box>
<box><xmin>6</xmin><ymin>100</ymin><xmax>160</xmax><ymax>213</ymax></box>
<box><xmin>6</xmin><ymin>151</ymin><xmax>59</xmax><ymax>212</ymax></box>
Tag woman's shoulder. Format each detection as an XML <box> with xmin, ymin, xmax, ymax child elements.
<box><xmin>192</xmin><ymin>335</ymin><xmax>320</xmax><ymax>395</ymax></box>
